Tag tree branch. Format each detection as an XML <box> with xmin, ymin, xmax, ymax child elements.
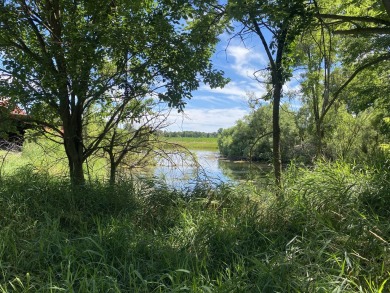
<box><xmin>382</xmin><ymin>0</ymin><xmax>390</xmax><ymax>19</ymax></box>
<box><xmin>316</xmin><ymin>13</ymin><xmax>390</xmax><ymax>26</ymax></box>
<box><xmin>320</xmin><ymin>53</ymin><xmax>390</xmax><ymax>123</ymax></box>
<box><xmin>249</xmin><ymin>16</ymin><xmax>276</xmax><ymax>72</ymax></box>
<box><xmin>249</xmin><ymin>131</ymin><xmax>273</xmax><ymax>162</ymax></box>
<box><xmin>11</xmin><ymin>114</ymin><xmax>63</xmax><ymax>137</ymax></box>
<box><xmin>334</xmin><ymin>27</ymin><xmax>390</xmax><ymax>35</ymax></box>
<box><xmin>21</xmin><ymin>0</ymin><xmax>48</xmax><ymax>55</ymax></box>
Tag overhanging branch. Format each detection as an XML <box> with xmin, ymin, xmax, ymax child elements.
<box><xmin>320</xmin><ymin>53</ymin><xmax>390</xmax><ymax>123</ymax></box>
<box><xmin>334</xmin><ymin>27</ymin><xmax>390</xmax><ymax>35</ymax></box>
<box><xmin>316</xmin><ymin>13</ymin><xmax>390</xmax><ymax>26</ymax></box>
<box><xmin>249</xmin><ymin>131</ymin><xmax>273</xmax><ymax>161</ymax></box>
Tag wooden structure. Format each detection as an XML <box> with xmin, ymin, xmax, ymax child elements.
<box><xmin>0</xmin><ymin>99</ymin><xmax>31</xmax><ymax>148</ymax></box>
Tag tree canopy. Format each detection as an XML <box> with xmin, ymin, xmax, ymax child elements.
<box><xmin>0</xmin><ymin>0</ymin><xmax>227</xmax><ymax>184</ymax></box>
<box><xmin>207</xmin><ymin>0</ymin><xmax>389</xmax><ymax>196</ymax></box>
<box><xmin>223</xmin><ymin>0</ymin><xmax>313</xmax><ymax>190</ymax></box>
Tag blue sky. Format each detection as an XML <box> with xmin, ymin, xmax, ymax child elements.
<box><xmin>165</xmin><ymin>31</ymin><xmax>270</xmax><ymax>133</ymax></box>
<box><xmin>165</xmin><ymin>27</ymin><xmax>302</xmax><ymax>133</ymax></box>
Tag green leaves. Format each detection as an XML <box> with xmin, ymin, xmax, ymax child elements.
<box><xmin>0</xmin><ymin>0</ymin><xmax>228</xmax><ymax>184</ymax></box>
<box><xmin>0</xmin><ymin>0</ymin><xmax>227</xmax><ymax>113</ymax></box>
<box><xmin>218</xmin><ymin>103</ymin><xmax>299</xmax><ymax>162</ymax></box>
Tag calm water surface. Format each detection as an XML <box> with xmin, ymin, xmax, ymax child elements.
<box><xmin>150</xmin><ymin>150</ymin><xmax>272</xmax><ymax>189</ymax></box>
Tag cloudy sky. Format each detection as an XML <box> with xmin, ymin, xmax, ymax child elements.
<box><xmin>165</xmin><ymin>31</ymin><xmax>270</xmax><ymax>133</ymax></box>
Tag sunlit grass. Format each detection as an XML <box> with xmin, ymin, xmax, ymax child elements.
<box><xmin>1</xmin><ymin>136</ymin><xmax>218</xmax><ymax>184</ymax></box>
<box><xmin>0</xmin><ymin>139</ymin><xmax>110</xmax><ymax>181</ymax></box>
<box><xmin>0</xmin><ymin>139</ymin><xmax>68</xmax><ymax>177</ymax></box>
<box><xmin>164</xmin><ymin>137</ymin><xmax>218</xmax><ymax>150</ymax></box>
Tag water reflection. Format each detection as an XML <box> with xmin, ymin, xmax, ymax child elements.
<box><xmin>218</xmin><ymin>159</ymin><xmax>272</xmax><ymax>182</ymax></box>
<box><xmin>150</xmin><ymin>150</ymin><xmax>272</xmax><ymax>189</ymax></box>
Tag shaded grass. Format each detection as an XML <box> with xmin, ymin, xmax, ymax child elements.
<box><xmin>164</xmin><ymin>137</ymin><xmax>218</xmax><ymax>150</ymax></box>
<box><xmin>0</xmin><ymin>161</ymin><xmax>389</xmax><ymax>292</ymax></box>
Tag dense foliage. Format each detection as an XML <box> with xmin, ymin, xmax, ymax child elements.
<box><xmin>218</xmin><ymin>102</ymin><xmax>386</xmax><ymax>163</ymax></box>
<box><xmin>218</xmin><ymin>0</ymin><xmax>390</xmax><ymax>165</ymax></box>
<box><xmin>0</xmin><ymin>0</ymin><xmax>389</xmax><ymax>291</ymax></box>
<box><xmin>218</xmin><ymin>104</ymin><xmax>300</xmax><ymax>162</ymax></box>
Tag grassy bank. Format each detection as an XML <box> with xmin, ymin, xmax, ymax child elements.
<box><xmin>164</xmin><ymin>137</ymin><xmax>218</xmax><ymax>151</ymax></box>
<box><xmin>0</xmin><ymin>139</ymin><xmax>69</xmax><ymax>177</ymax></box>
<box><xmin>0</xmin><ymin>140</ymin><xmax>109</xmax><ymax>180</ymax></box>
<box><xmin>0</xmin><ymin>160</ymin><xmax>389</xmax><ymax>292</ymax></box>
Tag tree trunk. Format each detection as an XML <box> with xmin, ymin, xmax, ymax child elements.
<box><xmin>273</xmin><ymin>82</ymin><xmax>282</xmax><ymax>191</ymax></box>
<box><xmin>315</xmin><ymin>119</ymin><xmax>323</xmax><ymax>157</ymax></box>
<box><xmin>62</xmin><ymin>109</ymin><xmax>85</xmax><ymax>186</ymax></box>
<box><xmin>383</xmin><ymin>0</ymin><xmax>390</xmax><ymax>18</ymax></box>
<box><xmin>64</xmin><ymin>138</ymin><xmax>85</xmax><ymax>185</ymax></box>
<box><xmin>69</xmin><ymin>155</ymin><xmax>85</xmax><ymax>185</ymax></box>
<box><xmin>109</xmin><ymin>154</ymin><xmax>117</xmax><ymax>186</ymax></box>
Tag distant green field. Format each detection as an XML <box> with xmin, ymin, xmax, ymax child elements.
<box><xmin>164</xmin><ymin>137</ymin><xmax>218</xmax><ymax>150</ymax></box>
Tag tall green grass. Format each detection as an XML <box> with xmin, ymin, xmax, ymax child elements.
<box><xmin>0</xmin><ymin>160</ymin><xmax>389</xmax><ymax>292</ymax></box>
<box><xmin>0</xmin><ymin>140</ymin><xmax>68</xmax><ymax>177</ymax></box>
<box><xmin>0</xmin><ymin>140</ymin><xmax>109</xmax><ymax>181</ymax></box>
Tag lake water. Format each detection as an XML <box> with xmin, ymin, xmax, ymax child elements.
<box><xmin>150</xmin><ymin>150</ymin><xmax>272</xmax><ymax>190</ymax></box>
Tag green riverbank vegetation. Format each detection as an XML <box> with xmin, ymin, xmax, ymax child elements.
<box><xmin>0</xmin><ymin>160</ymin><xmax>389</xmax><ymax>292</ymax></box>
<box><xmin>217</xmin><ymin>103</ymin><xmax>386</xmax><ymax>164</ymax></box>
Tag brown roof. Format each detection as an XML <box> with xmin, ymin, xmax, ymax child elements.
<box><xmin>0</xmin><ymin>99</ymin><xmax>27</xmax><ymax>115</ymax></box>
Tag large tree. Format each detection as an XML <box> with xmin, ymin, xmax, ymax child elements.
<box><xmin>226</xmin><ymin>0</ymin><xmax>312</xmax><ymax>190</ymax></box>
<box><xmin>0</xmin><ymin>0</ymin><xmax>226</xmax><ymax>185</ymax></box>
<box><xmin>311</xmin><ymin>0</ymin><xmax>390</xmax><ymax>146</ymax></box>
<box><xmin>297</xmin><ymin>28</ymin><xmax>390</xmax><ymax>155</ymax></box>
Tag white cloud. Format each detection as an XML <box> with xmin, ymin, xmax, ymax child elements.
<box><xmin>190</xmin><ymin>95</ymin><xmax>222</xmax><ymax>104</ymax></box>
<box><xmin>283</xmin><ymin>80</ymin><xmax>301</xmax><ymax>94</ymax></box>
<box><xmin>199</xmin><ymin>81</ymin><xmax>266</xmax><ymax>102</ymax></box>
<box><xmin>165</xmin><ymin>107</ymin><xmax>249</xmax><ymax>132</ymax></box>
<box><xmin>197</xmin><ymin>44</ymin><xmax>269</xmax><ymax>103</ymax></box>
<box><xmin>199</xmin><ymin>82</ymin><xmax>246</xmax><ymax>99</ymax></box>
<box><xmin>157</xmin><ymin>37</ymin><xmax>272</xmax><ymax>133</ymax></box>
<box><xmin>226</xmin><ymin>45</ymin><xmax>267</xmax><ymax>78</ymax></box>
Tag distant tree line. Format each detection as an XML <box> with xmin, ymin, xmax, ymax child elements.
<box><xmin>160</xmin><ymin>131</ymin><xmax>218</xmax><ymax>138</ymax></box>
